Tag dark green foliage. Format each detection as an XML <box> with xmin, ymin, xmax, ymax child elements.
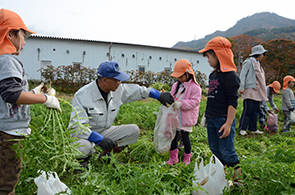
<box><xmin>244</xmin><ymin>26</ymin><xmax>295</xmax><ymax>42</ymax></box>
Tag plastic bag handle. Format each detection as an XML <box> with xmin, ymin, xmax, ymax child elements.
<box><xmin>193</xmin><ymin>156</ymin><xmax>203</xmax><ymax>173</ymax></box>
<box><xmin>208</xmin><ymin>154</ymin><xmax>215</xmax><ymax>176</ymax></box>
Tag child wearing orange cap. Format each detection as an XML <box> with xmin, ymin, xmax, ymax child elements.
<box><xmin>166</xmin><ymin>59</ymin><xmax>201</xmax><ymax>165</ymax></box>
<box><xmin>258</xmin><ymin>81</ymin><xmax>281</xmax><ymax>130</ymax></box>
<box><xmin>0</xmin><ymin>9</ymin><xmax>61</xmax><ymax>194</ymax></box>
<box><xmin>281</xmin><ymin>75</ymin><xmax>295</xmax><ymax>132</ymax></box>
<box><xmin>199</xmin><ymin>37</ymin><xmax>241</xmax><ymax>184</ymax></box>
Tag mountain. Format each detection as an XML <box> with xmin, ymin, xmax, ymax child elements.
<box><xmin>173</xmin><ymin>12</ymin><xmax>295</xmax><ymax>50</ymax></box>
<box><xmin>243</xmin><ymin>26</ymin><xmax>295</xmax><ymax>41</ymax></box>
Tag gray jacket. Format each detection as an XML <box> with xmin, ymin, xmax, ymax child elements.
<box><xmin>0</xmin><ymin>54</ymin><xmax>30</xmax><ymax>132</ymax></box>
<box><xmin>261</xmin><ymin>86</ymin><xmax>277</xmax><ymax>111</ymax></box>
<box><xmin>239</xmin><ymin>58</ymin><xmax>256</xmax><ymax>90</ymax></box>
<box><xmin>68</xmin><ymin>80</ymin><xmax>152</xmax><ymax>139</ymax></box>
<box><xmin>281</xmin><ymin>87</ymin><xmax>295</xmax><ymax>111</ymax></box>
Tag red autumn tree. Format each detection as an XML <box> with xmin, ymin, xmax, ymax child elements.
<box><xmin>230</xmin><ymin>35</ymin><xmax>263</xmax><ymax>74</ymax></box>
<box><xmin>262</xmin><ymin>39</ymin><xmax>295</xmax><ymax>84</ymax></box>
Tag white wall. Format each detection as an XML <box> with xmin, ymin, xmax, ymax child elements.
<box><xmin>18</xmin><ymin>36</ymin><xmax>212</xmax><ymax>81</ymax></box>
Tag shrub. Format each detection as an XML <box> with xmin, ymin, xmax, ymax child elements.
<box><xmin>37</xmin><ymin>65</ymin><xmax>208</xmax><ymax>94</ymax></box>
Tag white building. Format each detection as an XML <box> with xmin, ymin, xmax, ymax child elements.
<box><xmin>18</xmin><ymin>35</ymin><xmax>212</xmax><ymax>80</ymax></box>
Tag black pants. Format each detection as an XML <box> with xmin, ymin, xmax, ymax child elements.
<box><xmin>170</xmin><ymin>130</ymin><xmax>191</xmax><ymax>154</ymax></box>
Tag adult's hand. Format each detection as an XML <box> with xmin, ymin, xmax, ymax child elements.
<box><xmin>98</xmin><ymin>137</ymin><xmax>116</xmax><ymax>151</ymax></box>
<box><xmin>274</xmin><ymin>108</ymin><xmax>280</xmax><ymax>113</ymax></box>
<box><xmin>159</xmin><ymin>92</ymin><xmax>174</xmax><ymax>107</ymax></box>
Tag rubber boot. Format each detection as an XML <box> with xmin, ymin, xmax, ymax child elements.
<box><xmin>183</xmin><ymin>152</ymin><xmax>192</xmax><ymax>165</ymax></box>
<box><xmin>166</xmin><ymin>149</ymin><xmax>179</xmax><ymax>165</ymax></box>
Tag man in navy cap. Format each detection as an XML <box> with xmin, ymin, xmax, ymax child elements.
<box><xmin>68</xmin><ymin>61</ymin><xmax>174</xmax><ymax>168</ymax></box>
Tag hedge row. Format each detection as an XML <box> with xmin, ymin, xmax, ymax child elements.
<box><xmin>33</xmin><ymin>64</ymin><xmax>207</xmax><ymax>94</ymax></box>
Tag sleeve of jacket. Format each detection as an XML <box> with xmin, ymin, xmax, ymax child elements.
<box><xmin>268</xmin><ymin>93</ymin><xmax>277</xmax><ymax>110</ymax></box>
<box><xmin>286</xmin><ymin>90</ymin><xmax>293</xmax><ymax>109</ymax></box>
<box><xmin>226</xmin><ymin>72</ymin><xmax>240</xmax><ymax>109</ymax></box>
<box><xmin>120</xmin><ymin>83</ymin><xmax>152</xmax><ymax>103</ymax></box>
<box><xmin>239</xmin><ymin>59</ymin><xmax>251</xmax><ymax>91</ymax></box>
<box><xmin>68</xmin><ymin>94</ymin><xmax>92</xmax><ymax>139</ymax></box>
<box><xmin>181</xmin><ymin>84</ymin><xmax>202</xmax><ymax>111</ymax></box>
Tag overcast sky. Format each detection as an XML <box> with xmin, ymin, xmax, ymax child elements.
<box><xmin>2</xmin><ymin>0</ymin><xmax>295</xmax><ymax>48</ymax></box>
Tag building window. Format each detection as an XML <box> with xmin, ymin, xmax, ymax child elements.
<box><xmin>41</xmin><ymin>60</ymin><xmax>52</xmax><ymax>68</ymax></box>
<box><xmin>138</xmin><ymin>65</ymin><xmax>145</xmax><ymax>73</ymax></box>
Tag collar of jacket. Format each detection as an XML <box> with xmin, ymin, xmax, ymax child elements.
<box><xmin>91</xmin><ymin>80</ymin><xmax>114</xmax><ymax>102</ymax></box>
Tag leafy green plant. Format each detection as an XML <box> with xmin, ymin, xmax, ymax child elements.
<box><xmin>14</xmin><ymin>96</ymin><xmax>295</xmax><ymax>194</ymax></box>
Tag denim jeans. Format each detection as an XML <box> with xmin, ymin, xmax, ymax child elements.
<box><xmin>206</xmin><ymin>117</ymin><xmax>239</xmax><ymax>167</ymax></box>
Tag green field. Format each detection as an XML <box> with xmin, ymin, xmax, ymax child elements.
<box><xmin>15</xmin><ymin>96</ymin><xmax>295</xmax><ymax>195</ymax></box>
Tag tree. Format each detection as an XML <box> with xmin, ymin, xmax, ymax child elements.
<box><xmin>262</xmin><ymin>39</ymin><xmax>295</xmax><ymax>84</ymax></box>
<box><xmin>230</xmin><ymin>35</ymin><xmax>263</xmax><ymax>74</ymax></box>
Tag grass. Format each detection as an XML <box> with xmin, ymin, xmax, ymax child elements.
<box><xmin>15</xmin><ymin>95</ymin><xmax>295</xmax><ymax>195</ymax></box>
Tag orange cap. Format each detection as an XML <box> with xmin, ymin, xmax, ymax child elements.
<box><xmin>198</xmin><ymin>36</ymin><xmax>237</xmax><ymax>72</ymax></box>
<box><xmin>0</xmin><ymin>9</ymin><xmax>36</xmax><ymax>55</ymax></box>
<box><xmin>170</xmin><ymin>59</ymin><xmax>199</xmax><ymax>85</ymax></box>
<box><xmin>268</xmin><ymin>81</ymin><xmax>281</xmax><ymax>93</ymax></box>
<box><xmin>283</xmin><ymin>75</ymin><xmax>295</xmax><ymax>90</ymax></box>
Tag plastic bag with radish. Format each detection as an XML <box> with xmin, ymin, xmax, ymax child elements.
<box><xmin>154</xmin><ymin>105</ymin><xmax>179</xmax><ymax>154</ymax></box>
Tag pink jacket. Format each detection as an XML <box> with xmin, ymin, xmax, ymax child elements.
<box><xmin>170</xmin><ymin>79</ymin><xmax>202</xmax><ymax>127</ymax></box>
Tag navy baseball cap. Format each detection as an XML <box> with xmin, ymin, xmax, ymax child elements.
<box><xmin>97</xmin><ymin>61</ymin><xmax>130</xmax><ymax>81</ymax></box>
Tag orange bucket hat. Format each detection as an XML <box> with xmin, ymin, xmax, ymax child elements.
<box><xmin>283</xmin><ymin>75</ymin><xmax>295</xmax><ymax>90</ymax></box>
<box><xmin>199</xmin><ymin>36</ymin><xmax>237</xmax><ymax>72</ymax></box>
<box><xmin>170</xmin><ymin>59</ymin><xmax>199</xmax><ymax>85</ymax></box>
<box><xmin>0</xmin><ymin>9</ymin><xmax>35</xmax><ymax>55</ymax></box>
<box><xmin>268</xmin><ymin>81</ymin><xmax>281</xmax><ymax>93</ymax></box>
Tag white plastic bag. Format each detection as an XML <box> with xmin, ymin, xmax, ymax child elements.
<box><xmin>290</xmin><ymin>111</ymin><xmax>295</xmax><ymax>125</ymax></box>
<box><xmin>192</xmin><ymin>155</ymin><xmax>228</xmax><ymax>195</ymax></box>
<box><xmin>34</xmin><ymin>170</ymin><xmax>71</xmax><ymax>195</ymax></box>
<box><xmin>200</xmin><ymin>114</ymin><xmax>206</xmax><ymax>127</ymax></box>
<box><xmin>154</xmin><ymin>105</ymin><xmax>179</xmax><ymax>154</ymax></box>
<box><xmin>266</xmin><ymin>113</ymin><xmax>278</xmax><ymax>132</ymax></box>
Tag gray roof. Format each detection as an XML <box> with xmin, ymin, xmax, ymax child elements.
<box><xmin>28</xmin><ymin>34</ymin><xmax>199</xmax><ymax>53</ymax></box>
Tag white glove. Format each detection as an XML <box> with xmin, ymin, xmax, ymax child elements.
<box><xmin>172</xmin><ymin>101</ymin><xmax>182</xmax><ymax>110</ymax></box>
<box><xmin>43</xmin><ymin>95</ymin><xmax>62</xmax><ymax>112</ymax></box>
<box><xmin>32</xmin><ymin>83</ymin><xmax>44</xmax><ymax>94</ymax></box>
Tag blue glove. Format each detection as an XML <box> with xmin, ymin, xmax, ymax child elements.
<box><xmin>149</xmin><ymin>89</ymin><xmax>174</xmax><ymax>106</ymax></box>
<box><xmin>149</xmin><ymin>88</ymin><xmax>161</xmax><ymax>100</ymax></box>
<box><xmin>87</xmin><ymin>131</ymin><xmax>104</xmax><ymax>145</ymax></box>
